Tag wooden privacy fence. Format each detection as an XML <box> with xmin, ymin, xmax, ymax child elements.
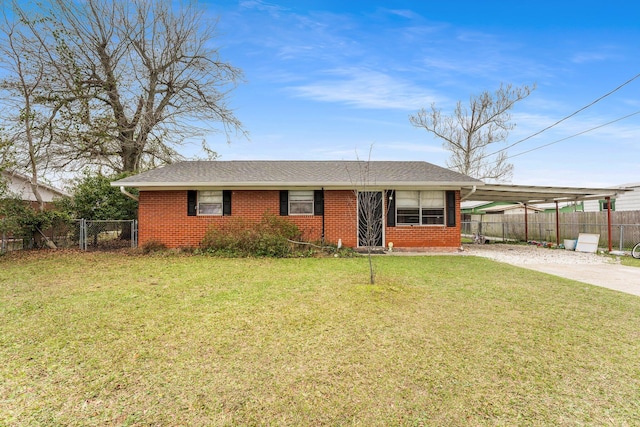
<box><xmin>463</xmin><ymin>210</ymin><xmax>640</xmax><ymax>251</ymax></box>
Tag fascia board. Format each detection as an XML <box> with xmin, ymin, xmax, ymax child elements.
<box><xmin>110</xmin><ymin>181</ymin><xmax>477</xmax><ymax>190</ymax></box>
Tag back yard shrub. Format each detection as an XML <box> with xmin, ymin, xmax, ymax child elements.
<box><xmin>201</xmin><ymin>213</ymin><xmax>303</xmax><ymax>257</ymax></box>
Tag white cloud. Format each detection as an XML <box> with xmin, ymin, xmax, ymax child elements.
<box><xmin>384</xmin><ymin>9</ymin><xmax>421</xmax><ymax>20</ymax></box>
<box><xmin>238</xmin><ymin>0</ymin><xmax>288</xmax><ymax>14</ymax></box>
<box><xmin>289</xmin><ymin>68</ymin><xmax>445</xmax><ymax>110</ymax></box>
<box><xmin>570</xmin><ymin>47</ymin><xmax>621</xmax><ymax>64</ymax></box>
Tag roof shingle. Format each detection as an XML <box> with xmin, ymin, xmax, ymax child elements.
<box><xmin>112</xmin><ymin>160</ymin><xmax>482</xmax><ymax>188</ymax></box>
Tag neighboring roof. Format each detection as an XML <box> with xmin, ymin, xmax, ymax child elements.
<box><xmin>460</xmin><ymin>200</ymin><xmax>492</xmax><ymax>210</ymax></box>
<box><xmin>619</xmin><ymin>182</ymin><xmax>640</xmax><ymax>188</ymax></box>
<box><xmin>461</xmin><ymin>200</ymin><xmax>535</xmax><ymax>212</ymax></box>
<box><xmin>2</xmin><ymin>170</ymin><xmax>68</xmax><ymax>202</ymax></box>
<box><xmin>461</xmin><ymin>183</ymin><xmax>632</xmax><ymax>204</ymax></box>
<box><xmin>480</xmin><ymin>204</ymin><xmax>544</xmax><ymax>213</ymax></box>
<box><xmin>111</xmin><ymin>161</ymin><xmax>482</xmax><ymax>190</ymax></box>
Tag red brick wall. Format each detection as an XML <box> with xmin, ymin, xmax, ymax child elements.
<box><xmin>138</xmin><ymin>191</ymin><xmax>202</xmax><ymax>248</ymax></box>
<box><xmin>384</xmin><ymin>190</ymin><xmax>461</xmax><ymax>249</ymax></box>
<box><xmin>138</xmin><ymin>189</ymin><xmax>460</xmax><ymax>250</ymax></box>
<box><xmin>138</xmin><ymin>190</ymin><xmax>326</xmax><ymax>248</ymax></box>
<box><xmin>324</xmin><ymin>190</ymin><xmax>358</xmax><ymax>247</ymax></box>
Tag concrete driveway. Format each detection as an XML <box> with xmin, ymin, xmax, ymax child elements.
<box><xmin>462</xmin><ymin>244</ymin><xmax>640</xmax><ymax>297</ymax></box>
<box><xmin>521</xmin><ymin>263</ymin><xmax>640</xmax><ymax>297</ymax></box>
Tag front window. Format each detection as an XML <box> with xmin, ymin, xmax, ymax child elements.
<box><xmin>396</xmin><ymin>190</ymin><xmax>445</xmax><ymax>225</ymax></box>
<box><xmin>289</xmin><ymin>190</ymin><xmax>314</xmax><ymax>215</ymax></box>
<box><xmin>396</xmin><ymin>191</ymin><xmax>420</xmax><ymax>224</ymax></box>
<box><xmin>198</xmin><ymin>190</ymin><xmax>223</xmax><ymax>215</ymax></box>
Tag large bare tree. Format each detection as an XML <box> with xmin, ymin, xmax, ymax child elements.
<box><xmin>2</xmin><ymin>0</ymin><xmax>244</xmax><ymax>174</ymax></box>
<box><xmin>410</xmin><ymin>83</ymin><xmax>534</xmax><ymax>182</ymax></box>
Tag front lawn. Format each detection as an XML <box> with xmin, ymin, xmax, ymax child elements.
<box><xmin>2</xmin><ymin>251</ymin><xmax>640</xmax><ymax>425</ymax></box>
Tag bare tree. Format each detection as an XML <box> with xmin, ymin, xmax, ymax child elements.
<box><xmin>410</xmin><ymin>83</ymin><xmax>535</xmax><ymax>182</ymax></box>
<box><xmin>356</xmin><ymin>189</ymin><xmax>384</xmax><ymax>284</ymax></box>
<box><xmin>0</xmin><ymin>13</ymin><xmax>56</xmax><ymax>209</ymax></box>
<box><xmin>349</xmin><ymin>149</ymin><xmax>386</xmax><ymax>284</ymax></box>
<box><xmin>3</xmin><ymin>0</ymin><xmax>245</xmax><ymax>174</ymax></box>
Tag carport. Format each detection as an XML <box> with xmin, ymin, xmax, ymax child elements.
<box><xmin>461</xmin><ymin>184</ymin><xmax>633</xmax><ymax>251</ymax></box>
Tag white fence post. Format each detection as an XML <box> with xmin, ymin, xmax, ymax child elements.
<box><xmin>79</xmin><ymin>219</ymin><xmax>84</xmax><ymax>251</ymax></box>
<box><xmin>131</xmin><ymin>220</ymin><xmax>138</xmax><ymax>248</ymax></box>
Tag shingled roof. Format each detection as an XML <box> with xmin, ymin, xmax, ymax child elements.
<box><xmin>112</xmin><ymin>160</ymin><xmax>482</xmax><ymax>190</ymax></box>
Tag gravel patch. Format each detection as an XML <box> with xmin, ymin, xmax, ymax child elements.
<box><xmin>462</xmin><ymin>243</ymin><xmax>617</xmax><ymax>265</ymax></box>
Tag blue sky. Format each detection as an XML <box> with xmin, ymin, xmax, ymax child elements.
<box><xmin>193</xmin><ymin>0</ymin><xmax>639</xmax><ymax>187</ymax></box>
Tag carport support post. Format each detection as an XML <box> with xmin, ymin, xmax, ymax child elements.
<box><xmin>555</xmin><ymin>201</ymin><xmax>560</xmax><ymax>246</ymax></box>
<box><xmin>524</xmin><ymin>203</ymin><xmax>529</xmax><ymax>242</ymax></box>
<box><xmin>606</xmin><ymin>196</ymin><xmax>612</xmax><ymax>252</ymax></box>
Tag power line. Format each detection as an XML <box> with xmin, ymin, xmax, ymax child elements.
<box><xmin>483</xmin><ymin>72</ymin><xmax>640</xmax><ymax>159</ymax></box>
<box><xmin>504</xmin><ymin>110</ymin><xmax>640</xmax><ymax>160</ymax></box>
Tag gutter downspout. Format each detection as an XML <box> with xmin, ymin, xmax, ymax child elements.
<box><xmin>461</xmin><ymin>185</ymin><xmax>477</xmax><ymax>201</ymax></box>
<box><xmin>120</xmin><ymin>186</ymin><xmax>139</xmax><ymax>202</ymax></box>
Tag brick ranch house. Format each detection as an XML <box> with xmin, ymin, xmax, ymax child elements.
<box><xmin>111</xmin><ymin>161</ymin><xmax>482</xmax><ymax>250</ymax></box>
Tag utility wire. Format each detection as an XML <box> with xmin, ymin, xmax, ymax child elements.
<box><xmin>504</xmin><ymin>110</ymin><xmax>640</xmax><ymax>160</ymax></box>
<box><xmin>483</xmin><ymin>72</ymin><xmax>640</xmax><ymax>159</ymax></box>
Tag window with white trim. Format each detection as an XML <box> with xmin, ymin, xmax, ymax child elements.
<box><xmin>396</xmin><ymin>190</ymin><xmax>445</xmax><ymax>225</ymax></box>
<box><xmin>198</xmin><ymin>190</ymin><xmax>223</xmax><ymax>215</ymax></box>
<box><xmin>289</xmin><ymin>190</ymin><xmax>314</xmax><ymax>215</ymax></box>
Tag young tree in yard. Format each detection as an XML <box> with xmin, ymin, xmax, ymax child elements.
<box><xmin>2</xmin><ymin>0</ymin><xmax>244</xmax><ymax>174</ymax></box>
<box><xmin>357</xmin><ymin>188</ymin><xmax>384</xmax><ymax>284</ymax></box>
<box><xmin>409</xmin><ymin>83</ymin><xmax>535</xmax><ymax>182</ymax></box>
<box><xmin>349</xmin><ymin>149</ymin><xmax>386</xmax><ymax>284</ymax></box>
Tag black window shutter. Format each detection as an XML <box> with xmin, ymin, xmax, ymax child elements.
<box><xmin>279</xmin><ymin>190</ymin><xmax>288</xmax><ymax>216</ymax></box>
<box><xmin>313</xmin><ymin>190</ymin><xmax>324</xmax><ymax>216</ymax></box>
<box><xmin>446</xmin><ymin>190</ymin><xmax>456</xmax><ymax>227</ymax></box>
<box><xmin>223</xmin><ymin>190</ymin><xmax>232</xmax><ymax>216</ymax></box>
<box><xmin>187</xmin><ymin>190</ymin><xmax>197</xmax><ymax>216</ymax></box>
<box><xmin>386</xmin><ymin>190</ymin><xmax>396</xmax><ymax>227</ymax></box>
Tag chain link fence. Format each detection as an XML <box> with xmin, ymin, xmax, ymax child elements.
<box><xmin>1</xmin><ymin>218</ymin><xmax>22</xmax><ymax>252</ymax></box>
<box><xmin>1</xmin><ymin>216</ymin><xmax>76</xmax><ymax>252</ymax></box>
<box><xmin>1</xmin><ymin>219</ymin><xmax>137</xmax><ymax>253</ymax></box>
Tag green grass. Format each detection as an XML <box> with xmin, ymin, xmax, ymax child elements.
<box><xmin>2</xmin><ymin>251</ymin><xmax>640</xmax><ymax>426</ymax></box>
<box><xmin>621</xmin><ymin>255</ymin><xmax>640</xmax><ymax>267</ymax></box>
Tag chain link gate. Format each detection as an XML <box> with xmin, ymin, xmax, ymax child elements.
<box><xmin>78</xmin><ymin>219</ymin><xmax>138</xmax><ymax>251</ymax></box>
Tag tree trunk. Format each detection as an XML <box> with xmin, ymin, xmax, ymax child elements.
<box><xmin>121</xmin><ymin>143</ymin><xmax>142</xmax><ymax>173</ymax></box>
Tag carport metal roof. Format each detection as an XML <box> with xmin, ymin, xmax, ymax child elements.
<box><xmin>461</xmin><ymin>183</ymin><xmax>631</xmax><ymax>203</ymax></box>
